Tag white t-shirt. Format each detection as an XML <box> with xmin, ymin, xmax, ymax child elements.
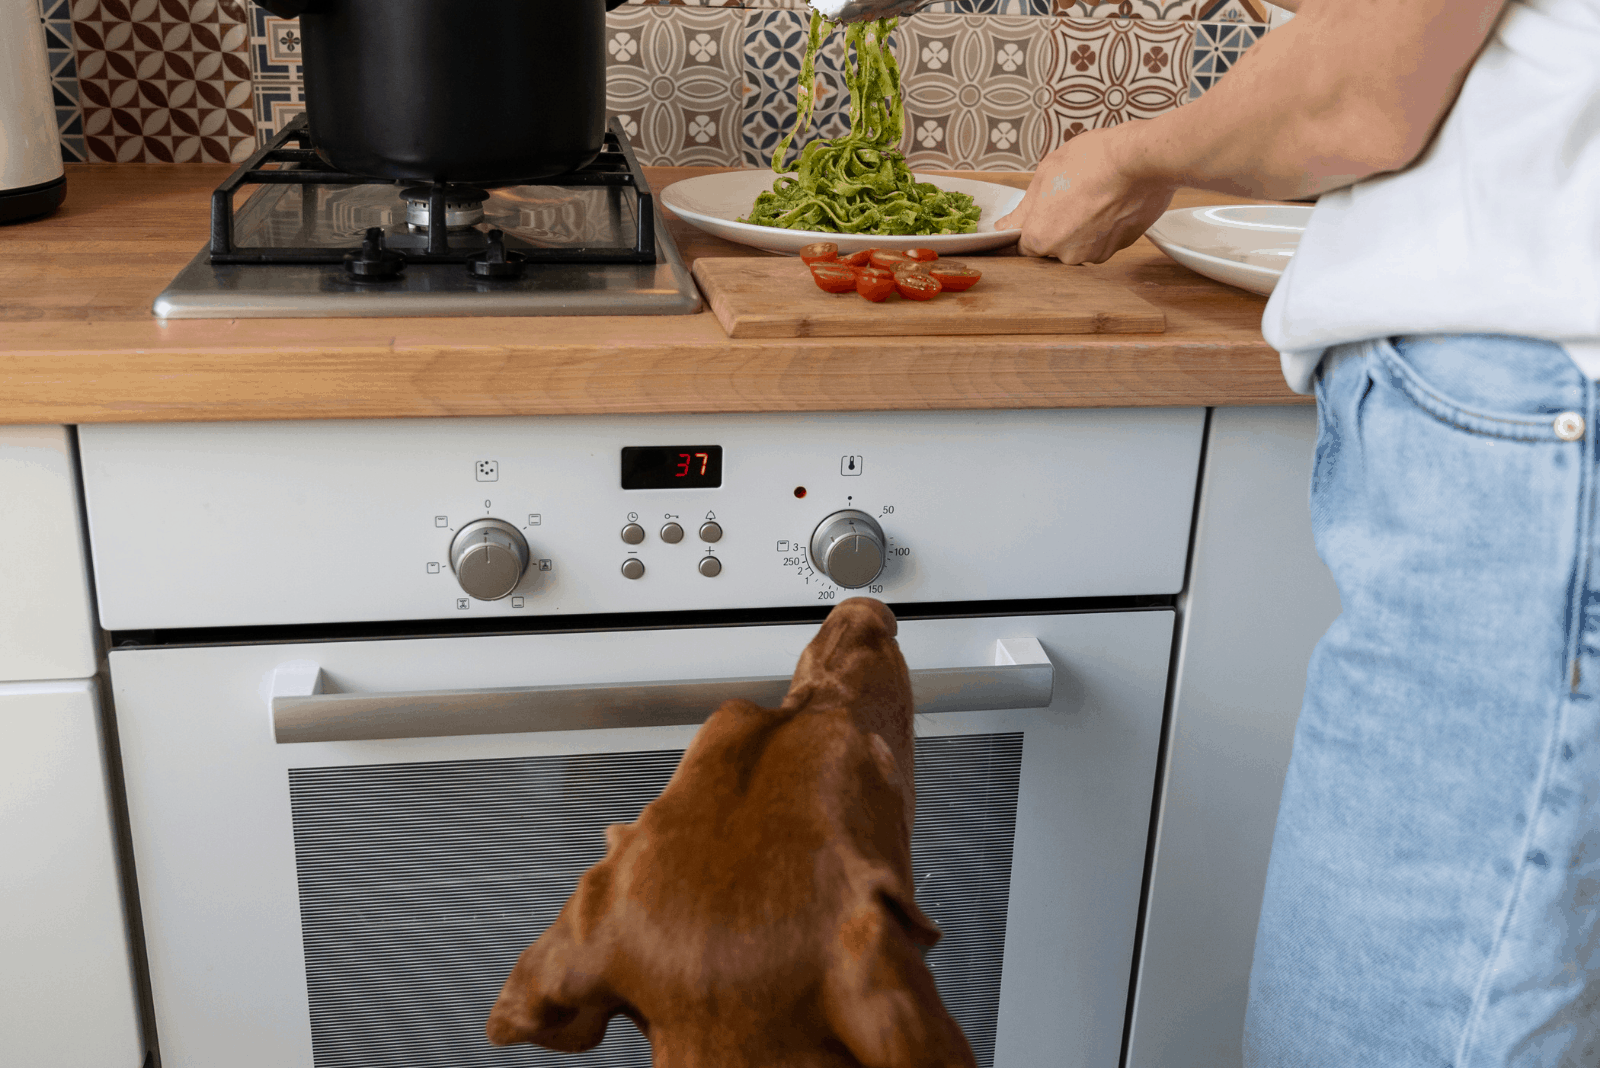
<box><xmin>1260</xmin><ymin>0</ymin><xmax>1600</xmax><ymax>393</ymax></box>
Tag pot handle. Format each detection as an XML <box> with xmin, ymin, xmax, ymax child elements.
<box><xmin>253</xmin><ymin>0</ymin><xmax>323</xmax><ymax>17</ymax></box>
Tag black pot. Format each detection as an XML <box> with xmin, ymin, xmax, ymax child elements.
<box><xmin>257</xmin><ymin>0</ymin><xmax>631</xmax><ymax>184</ymax></box>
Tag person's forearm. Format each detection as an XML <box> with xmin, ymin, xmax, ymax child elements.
<box><xmin>1114</xmin><ymin>0</ymin><xmax>1508</xmax><ymax>201</ymax></box>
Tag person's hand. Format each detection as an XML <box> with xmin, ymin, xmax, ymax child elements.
<box><xmin>994</xmin><ymin>127</ymin><xmax>1177</xmax><ymax>265</ymax></box>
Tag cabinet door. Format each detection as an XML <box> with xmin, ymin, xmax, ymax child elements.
<box><xmin>0</xmin><ymin>679</ymin><xmax>144</xmax><ymax>1067</ymax></box>
<box><xmin>0</xmin><ymin>426</ymin><xmax>97</xmax><ymax>681</ymax></box>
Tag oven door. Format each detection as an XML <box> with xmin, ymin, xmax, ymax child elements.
<box><xmin>109</xmin><ymin>610</ymin><xmax>1171</xmax><ymax>1068</ymax></box>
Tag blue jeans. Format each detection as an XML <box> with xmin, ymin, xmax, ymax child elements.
<box><xmin>1244</xmin><ymin>336</ymin><xmax>1600</xmax><ymax>1068</ymax></box>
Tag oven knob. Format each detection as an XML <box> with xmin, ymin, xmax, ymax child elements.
<box><xmin>450</xmin><ymin>518</ymin><xmax>530</xmax><ymax>601</ymax></box>
<box><xmin>809</xmin><ymin>510</ymin><xmax>886</xmax><ymax>589</ymax></box>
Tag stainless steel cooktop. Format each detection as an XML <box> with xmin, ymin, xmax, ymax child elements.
<box><xmin>153</xmin><ymin>117</ymin><xmax>701</xmax><ymax>320</ymax></box>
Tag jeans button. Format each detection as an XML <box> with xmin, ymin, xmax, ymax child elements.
<box><xmin>1554</xmin><ymin>412</ymin><xmax>1586</xmax><ymax>441</ymax></box>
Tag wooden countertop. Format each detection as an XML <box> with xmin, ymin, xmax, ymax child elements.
<box><xmin>0</xmin><ymin>164</ymin><xmax>1301</xmax><ymax>424</ymax></box>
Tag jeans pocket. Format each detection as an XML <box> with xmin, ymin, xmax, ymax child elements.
<box><xmin>1372</xmin><ymin>336</ymin><xmax>1585</xmax><ymax>443</ymax></box>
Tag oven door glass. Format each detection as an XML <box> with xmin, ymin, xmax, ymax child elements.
<box><xmin>109</xmin><ymin>611</ymin><xmax>1171</xmax><ymax>1068</ymax></box>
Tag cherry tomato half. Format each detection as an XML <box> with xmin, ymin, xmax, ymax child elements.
<box><xmin>905</xmin><ymin>248</ymin><xmax>939</xmax><ymax>262</ymax></box>
<box><xmin>892</xmin><ymin>260</ymin><xmax>930</xmax><ymax>275</ymax></box>
<box><xmin>840</xmin><ymin>248</ymin><xmax>875</xmax><ymax>268</ymax></box>
<box><xmin>929</xmin><ymin>260</ymin><xmax>981</xmax><ymax>292</ymax></box>
<box><xmin>809</xmin><ymin>262</ymin><xmax>859</xmax><ymax>293</ymax></box>
<box><xmin>856</xmin><ymin>266</ymin><xmax>896</xmax><ymax>302</ymax></box>
<box><xmin>799</xmin><ymin>241</ymin><xmax>838</xmax><ymax>265</ymax></box>
<box><xmin>869</xmin><ymin>249</ymin><xmax>914</xmax><ymax>270</ymax></box>
<box><xmin>895</xmin><ymin>272</ymin><xmax>943</xmax><ymax>301</ymax></box>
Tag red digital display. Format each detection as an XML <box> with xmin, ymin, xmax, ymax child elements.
<box><xmin>621</xmin><ymin>446</ymin><xmax>723</xmax><ymax>489</ymax></box>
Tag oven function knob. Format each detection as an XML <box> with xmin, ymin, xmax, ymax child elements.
<box><xmin>809</xmin><ymin>510</ymin><xmax>886</xmax><ymax>589</ymax></box>
<box><xmin>450</xmin><ymin>518</ymin><xmax>530</xmax><ymax>601</ymax></box>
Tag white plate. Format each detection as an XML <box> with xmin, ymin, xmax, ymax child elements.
<box><xmin>1143</xmin><ymin>204</ymin><xmax>1313</xmax><ymax>296</ymax></box>
<box><xmin>659</xmin><ymin>169</ymin><xmax>1024</xmax><ymax>255</ymax></box>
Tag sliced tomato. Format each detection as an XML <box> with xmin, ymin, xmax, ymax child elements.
<box><xmin>856</xmin><ymin>266</ymin><xmax>896</xmax><ymax>302</ymax></box>
<box><xmin>799</xmin><ymin>241</ymin><xmax>838</xmax><ymax>265</ymax></box>
<box><xmin>895</xmin><ymin>272</ymin><xmax>943</xmax><ymax>301</ymax></box>
<box><xmin>905</xmin><ymin>247</ymin><xmax>939</xmax><ymax>262</ymax></box>
<box><xmin>840</xmin><ymin>248</ymin><xmax>875</xmax><ymax>268</ymax></box>
<box><xmin>929</xmin><ymin>260</ymin><xmax>981</xmax><ymax>292</ymax></box>
<box><xmin>892</xmin><ymin>260</ymin><xmax>930</xmax><ymax>275</ymax></box>
<box><xmin>869</xmin><ymin>249</ymin><xmax>914</xmax><ymax>270</ymax></box>
<box><xmin>809</xmin><ymin>262</ymin><xmax>859</xmax><ymax>293</ymax></box>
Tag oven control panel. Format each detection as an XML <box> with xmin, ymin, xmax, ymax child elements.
<box><xmin>80</xmin><ymin>409</ymin><xmax>1205</xmax><ymax>631</ymax></box>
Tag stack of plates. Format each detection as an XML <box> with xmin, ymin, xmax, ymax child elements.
<box><xmin>1143</xmin><ymin>204</ymin><xmax>1312</xmax><ymax>295</ymax></box>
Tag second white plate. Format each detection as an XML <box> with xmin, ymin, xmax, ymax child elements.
<box><xmin>659</xmin><ymin>169</ymin><xmax>1024</xmax><ymax>256</ymax></box>
<box><xmin>1143</xmin><ymin>204</ymin><xmax>1312</xmax><ymax>296</ymax></box>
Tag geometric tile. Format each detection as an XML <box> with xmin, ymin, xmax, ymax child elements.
<box><xmin>1188</xmin><ymin>19</ymin><xmax>1264</xmax><ymax>99</ymax></box>
<box><xmin>1040</xmin><ymin>17</ymin><xmax>1193</xmax><ymax>144</ymax></box>
<box><xmin>38</xmin><ymin>0</ymin><xmax>87</xmax><ymax>162</ymax></box>
<box><xmin>605</xmin><ymin>4</ymin><xmax>746</xmax><ymax>167</ymax></box>
<box><xmin>71</xmin><ymin>0</ymin><xmax>256</xmax><ymax>163</ymax></box>
<box><xmin>1052</xmin><ymin>0</ymin><xmax>1201</xmax><ymax>19</ymax></box>
<box><xmin>740</xmin><ymin>8</ymin><xmax>873</xmax><ymax>168</ymax></box>
<box><xmin>246</xmin><ymin>5</ymin><xmax>302</xmax><ymax>145</ymax></box>
<box><xmin>898</xmin><ymin>13</ymin><xmax>1055</xmax><ymax>170</ymax></box>
<box><xmin>1195</xmin><ymin>0</ymin><xmax>1266</xmax><ymax>20</ymax></box>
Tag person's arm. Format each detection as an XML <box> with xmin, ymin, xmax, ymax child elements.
<box><xmin>994</xmin><ymin>0</ymin><xmax>1511</xmax><ymax>263</ymax></box>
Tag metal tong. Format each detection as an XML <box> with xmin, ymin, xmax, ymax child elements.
<box><xmin>819</xmin><ymin>0</ymin><xmax>940</xmax><ymax>24</ymax></box>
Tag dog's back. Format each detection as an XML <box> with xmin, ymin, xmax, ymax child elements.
<box><xmin>486</xmin><ymin>597</ymin><xmax>975</xmax><ymax>1068</ymax></box>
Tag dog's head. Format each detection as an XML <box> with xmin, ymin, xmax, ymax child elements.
<box><xmin>486</xmin><ymin>598</ymin><xmax>974</xmax><ymax>1068</ymax></box>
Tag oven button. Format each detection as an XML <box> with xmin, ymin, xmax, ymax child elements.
<box><xmin>621</xmin><ymin>523</ymin><xmax>646</xmax><ymax>544</ymax></box>
<box><xmin>699</xmin><ymin>521</ymin><xmax>723</xmax><ymax>543</ymax></box>
<box><xmin>450</xmin><ymin>518</ymin><xmax>530</xmax><ymax>601</ymax></box>
<box><xmin>809</xmin><ymin>509</ymin><xmax>886</xmax><ymax>589</ymax></box>
<box><xmin>660</xmin><ymin>522</ymin><xmax>684</xmax><ymax>543</ymax></box>
<box><xmin>621</xmin><ymin>558</ymin><xmax>646</xmax><ymax>580</ymax></box>
<box><xmin>698</xmin><ymin>556</ymin><xmax>722</xmax><ymax>578</ymax></box>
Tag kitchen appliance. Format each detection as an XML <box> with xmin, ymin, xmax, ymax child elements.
<box><xmin>0</xmin><ymin>0</ymin><xmax>66</xmax><ymax>223</ymax></box>
<box><xmin>153</xmin><ymin>115</ymin><xmax>699</xmax><ymax>319</ymax></box>
<box><xmin>252</xmin><ymin>0</ymin><xmax>627</xmax><ymax>184</ymax></box>
<box><xmin>79</xmin><ymin>408</ymin><xmax>1204</xmax><ymax>1068</ymax></box>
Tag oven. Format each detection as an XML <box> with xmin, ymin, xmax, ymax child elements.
<box><xmin>79</xmin><ymin>409</ymin><xmax>1204</xmax><ymax>1068</ymax></box>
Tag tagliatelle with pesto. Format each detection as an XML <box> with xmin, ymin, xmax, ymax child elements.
<box><xmin>739</xmin><ymin>12</ymin><xmax>981</xmax><ymax>236</ymax></box>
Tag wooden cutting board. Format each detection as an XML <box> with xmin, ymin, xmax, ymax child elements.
<box><xmin>691</xmin><ymin>256</ymin><xmax>1166</xmax><ymax>339</ymax></box>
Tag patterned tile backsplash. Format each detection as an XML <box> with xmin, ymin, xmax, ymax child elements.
<box><xmin>47</xmin><ymin>0</ymin><xmax>1278</xmax><ymax>166</ymax></box>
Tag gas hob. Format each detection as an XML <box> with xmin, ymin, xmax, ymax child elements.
<box><xmin>153</xmin><ymin>115</ymin><xmax>700</xmax><ymax>320</ymax></box>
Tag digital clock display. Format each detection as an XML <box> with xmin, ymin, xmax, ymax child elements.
<box><xmin>620</xmin><ymin>446</ymin><xmax>723</xmax><ymax>490</ymax></box>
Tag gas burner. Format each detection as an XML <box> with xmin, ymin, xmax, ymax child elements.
<box><xmin>400</xmin><ymin>184</ymin><xmax>490</xmax><ymax>231</ymax></box>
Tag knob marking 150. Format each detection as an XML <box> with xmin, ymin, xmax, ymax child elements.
<box><xmin>450</xmin><ymin>518</ymin><xmax>530</xmax><ymax>600</ymax></box>
<box><xmin>809</xmin><ymin>509</ymin><xmax>887</xmax><ymax>589</ymax></box>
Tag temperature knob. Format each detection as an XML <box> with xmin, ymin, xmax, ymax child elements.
<box><xmin>809</xmin><ymin>509</ymin><xmax>886</xmax><ymax>589</ymax></box>
<box><xmin>450</xmin><ymin>518</ymin><xmax>530</xmax><ymax>601</ymax></box>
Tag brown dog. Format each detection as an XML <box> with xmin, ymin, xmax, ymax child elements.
<box><xmin>486</xmin><ymin>597</ymin><xmax>975</xmax><ymax>1068</ymax></box>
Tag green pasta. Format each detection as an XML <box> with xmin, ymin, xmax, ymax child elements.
<box><xmin>740</xmin><ymin>12</ymin><xmax>981</xmax><ymax>236</ymax></box>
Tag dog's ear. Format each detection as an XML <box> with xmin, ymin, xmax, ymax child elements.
<box><xmin>822</xmin><ymin>874</ymin><xmax>975</xmax><ymax>1068</ymax></box>
<box><xmin>485</xmin><ymin>834</ymin><xmax>630</xmax><ymax>1051</ymax></box>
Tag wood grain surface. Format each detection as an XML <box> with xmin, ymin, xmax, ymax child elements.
<box><xmin>0</xmin><ymin>165</ymin><xmax>1304</xmax><ymax>424</ymax></box>
<box><xmin>693</xmin><ymin>256</ymin><xmax>1166</xmax><ymax>338</ymax></box>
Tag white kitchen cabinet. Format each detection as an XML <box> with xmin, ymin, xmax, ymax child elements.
<box><xmin>0</xmin><ymin>679</ymin><xmax>143</xmax><ymax>1068</ymax></box>
<box><xmin>1125</xmin><ymin>406</ymin><xmax>1342</xmax><ymax>1068</ymax></box>
<box><xmin>0</xmin><ymin>425</ymin><xmax>97</xmax><ymax>681</ymax></box>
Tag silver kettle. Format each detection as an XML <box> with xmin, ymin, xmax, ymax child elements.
<box><xmin>1</xmin><ymin>0</ymin><xmax>65</xmax><ymax>223</ymax></box>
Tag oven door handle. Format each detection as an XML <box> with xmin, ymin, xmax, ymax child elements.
<box><xmin>263</xmin><ymin>637</ymin><xmax>1053</xmax><ymax>744</ymax></box>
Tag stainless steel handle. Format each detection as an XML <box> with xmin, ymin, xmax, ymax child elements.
<box><xmin>264</xmin><ymin>638</ymin><xmax>1053</xmax><ymax>744</ymax></box>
